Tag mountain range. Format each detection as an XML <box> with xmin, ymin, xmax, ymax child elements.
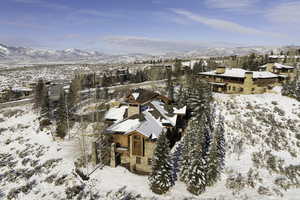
<box><xmin>0</xmin><ymin>43</ymin><xmax>298</xmax><ymax>63</ymax></box>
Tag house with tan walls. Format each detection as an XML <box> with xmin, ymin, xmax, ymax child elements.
<box><xmin>198</xmin><ymin>66</ymin><xmax>281</xmax><ymax>94</ymax></box>
<box><xmin>104</xmin><ymin>88</ymin><xmax>187</xmax><ymax>174</ymax></box>
<box><xmin>258</xmin><ymin>63</ymin><xmax>296</xmax><ymax>82</ymax></box>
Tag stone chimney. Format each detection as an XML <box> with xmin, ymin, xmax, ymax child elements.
<box><xmin>216</xmin><ymin>66</ymin><xmax>226</xmax><ymax>74</ymax></box>
<box><xmin>128</xmin><ymin>104</ymin><xmax>140</xmax><ymax>117</ymax></box>
<box><xmin>244</xmin><ymin>72</ymin><xmax>254</xmax><ymax>94</ymax></box>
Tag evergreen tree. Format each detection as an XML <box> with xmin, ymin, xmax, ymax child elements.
<box><xmin>186</xmin><ymin>79</ymin><xmax>213</xmax><ymax>119</ymax></box>
<box><xmin>101</xmin><ymin>74</ymin><xmax>109</xmax><ymax>87</ymax></box>
<box><xmin>179</xmin><ymin>122</ymin><xmax>193</xmax><ymax>183</ymax></box>
<box><xmin>206</xmin><ymin>115</ymin><xmax>225</xmax><ymax>186</ymax></box>
<box><xmin>282</xmin><ymin>80</ymin><xmax>300</xmax><ymax>101</ymax></box>
<box><xmin>149</xmin><ymin>132</ymin><xmax>174</xmax><ymax>194</ymax></box>
<box><xmin>56</xmin><ymin>89</ymin><xmax>68</xmax><ymax>139</ymax></box>
<box><xmin>170</xmin><ymin>141</ymin><xmax>183</xmax><ymax>183</ymax></box>
<box><xmin>67</xmin><ymin>77</ymin><xmax>81</xmax><ymax>112</ymax></box>
<box><xmin>166</xmin><ymin>71</ymin><xmax>174</xmax><ymax>101</ymax></box>
<box><xmin>34</xmin><ymin>79</ymin><xmax>45</xmax><ymax>110</ymax></box>
<box><xmin>40</xmin><ymin>87</ymin><xmax>50</xmax><ymax>120</ymax></box>
<box><xmin>173</xmin><ymin>60</ymin><xmax>182</xmax><ymax>77</ymax></box>
<box><xmin>186</xmin><ymin>119</ymin><xmax>207</xmax><ymax>195</ymax></box>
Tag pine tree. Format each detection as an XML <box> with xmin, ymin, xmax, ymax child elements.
<box><xmin>149</xmin><ymin>132</ymin><xmax>173</xmax><ymax>194</ymax></box>
<box><xmin>179</xmin><ymin>125</ymin><xmax>192</xmax><ymax>182</ymax></box>
<box><xmin>206</xmin><ymin>114</ymin><xmax>225</xmax><ymax>186</ymax></box>
<box><xmin>34</xmin><ymin>79</ymin><xmax>45</xmax><ymax>110</ymax></box>
<box><xmin>166</xmin><ymin>71</ymin><xmax>174</xmax><ymax>101</ymax></box>
<box><xmin>39</xmin><ymin>87</ymin><xmax>51</xmax><ymax>129</ymax></box>
<box><xmin>170</xmin><ymin>141</ymin><xmax>183</xmax><ymax>183</ymax></box>
<box><xmin>173</xmin><ymin>60</ymin><xmax>182</xmax><ymax>77</ymax></box>
<box><xmin>186</xmin><ymin>79</ymin><xmax>213</xmax><ymax>119</ymax></box>
<box><xmin>68</xmin><ymin>77</ymin><xmax>81</xmax><ymax>111</ymax></box>
<box><xmin>186</xmin><ymin>120</ymin><xmax>207</xmax><ymax>195</ymax></box>
<box><xmin>56</xmin><ymin>89</ymin><xmax>67</xmax><ymax>139</ymax></box>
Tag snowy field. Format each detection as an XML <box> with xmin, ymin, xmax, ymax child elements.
<box><xmin>0</xmin><ymin>91</ymin><xmax>300</xmax><ymax>199</ymax></box>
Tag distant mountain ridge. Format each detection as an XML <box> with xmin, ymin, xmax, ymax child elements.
<box><xmin>0</xmin><ymin>43</ymin><xmax>299</xmax><ymax>63</ymax></box>
<box><xmin>0</xmin><ymin>43</ymin><xmax>106</xmax><ymax>62</ymax></box>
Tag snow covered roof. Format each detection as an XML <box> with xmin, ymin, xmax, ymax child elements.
<box><xmin>106</xmin><ymin>110</ymin><xmax>164</xmax><ymax>139</ymax></box>
<box><xmin>151</xmin><ymin>100</ymin><xmax>177</xmax><ymax>126</ymax></box>
<box><xmin>259</xmin><ymin>63</ymin><xmax>294</xmax><ymax>69</ymax></box>
<box><xmin>269</xmin><ymin>55</ymin><xmax>285</xmax><ymax>59</ymax></box>
<box><xmin>106</xmin><ymin>99</ymin><xmax>182</xmax><ymax>138</ymax></box>
<box><xmin>104</xmin><ymin>106</ymin><xmax>128</xmax><ymax>122</ymax></box>
<box><xmin>199</xmin><ymin>68</ymin><xmax>279</xmax><ymax>79</ymax></box>
<box><xmin>126</xmin><ymin>88</ymin><xmax>159</xmax><ymax>104</ymax></box>
<box><xmin>12</xmin><ymin>87</ymin><xmax>33</xmax><ymax>92</ymax></box>
<box><xmin>173</xmin><ymin>106</ymin><xmax>186</xmax><ymax>115</ymax></box>
<box><xmin>135</xmin><ymin>111</ymin><xmax>163</xmax><ymax>139</ymax></box>
<box><xmin>132</xmin><ymin>92</ymin><xmax>139</xmax><ymax>100</ymax></box>
<box><xmin>107</xmin><ymin>119</ymin><xmax>140</xmax><ymax>133</ymax></box>
<box><xmin>273</xmin><ymin>63</ymin><xmax>294</xmax><ymax>69</ymax></box>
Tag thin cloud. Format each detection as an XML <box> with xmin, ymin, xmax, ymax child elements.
<box><xmin>265</xmin><ymin>1</ymin><xmax>300</xmax><ymax>25</ymax></box>
<box><xmin>12</xmin><ymin>0</ymin><xmax>71</xmax><ymax>10</ymax></box>
<box><xmin>204</xmin><ymin>0</ymin><xmax>258</xmax><ymax>10</ymax></box>
<box><xmin>76</xmin><ymin>9</ymin><xmax>123</xmax><ymax>18</ymax></box>
<box><xmin>63</xmin><ymin>34</ymin><xmax>81</xmax><ymax>39</ymax></box>
<box><xmin>102</xmin><ymin>36</ymin><xmax>240</xmax><ymax>54</ymax></box>
<box><xmin>171</xmin><ymin>9</ymin><xmax>283</xmax><ymax>38</ymax></box>
<box><xmin>0</xmin><ymin>20</ymin><xmax>45</xmax><ymax>29</ymax></box>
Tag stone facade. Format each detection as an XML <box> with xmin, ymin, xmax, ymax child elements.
<box><xmin>199</xmin><ymin>67</ymin><xmax>280</xmax><ymax>94</ymax></box>
<box><xmin>259</xmin><ymin>63</ymin><xmax>296</xmax><ymax>82</ymax></box>
<box><xmin>109</xmin><ymin>132</ymin><xmax>156</xmax><ymax>174</ymax></box>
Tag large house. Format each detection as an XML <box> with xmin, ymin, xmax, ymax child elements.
<box><xmin>198</xmin><ymin>66</ymin><xmax>281</xmax><ymax>94</ymax></box>
<box><xmin>103</xmin><ymin>88</ymin><xmax>186</xmax><ymax>174</ymax></box>
<box><xmin>258</xmin><ymin>63</ymin><xmax>296</xmax><ymax>82</ymax></box>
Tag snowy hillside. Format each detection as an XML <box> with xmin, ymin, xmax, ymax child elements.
<box><xmin>0</xmin><ymin>91</ymin><xmax>299</xmax><ymax>199</ymax></box>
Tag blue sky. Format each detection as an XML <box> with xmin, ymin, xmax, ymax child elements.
<box><xmin>1</xmin><ymin>0</ymin><xmax>300</xmax><ymax>53</ymax></box>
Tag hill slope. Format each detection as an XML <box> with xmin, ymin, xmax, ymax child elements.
<box><xmin>0</xmin><ymin>91</ymin><xmax>299</xmax><ymax>199</ymax></box>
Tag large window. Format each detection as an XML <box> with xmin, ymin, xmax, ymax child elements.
<box><xmin>132</xmin><ymin>135</ymin><xmax>143</xmax><ymax>156</ymax></box>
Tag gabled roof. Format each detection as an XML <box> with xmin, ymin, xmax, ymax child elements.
<box><xmin>106</xmin><ymin>111</ymin><xmax>163</xmax><ymax>139</ymax></box>
<box><xmin>105</xmin><ymin>99</ymin><xmax>186</xmax><ymax>139</ymax></box>
<box><xmin>150</xmin><ymin>100</ymin><xmax>177</xmax><ymax>126</ymax></box>
<box><xmin>274</xmin><ymin>63</ymin><xmax>294</xmax><ymax>69</ymax></box>
<box><xmin>199</xmin><ymin>68</ymin><xmax>279</xmax><ymax>79</ymax></box>
<box><xmin>104</xmin><ymin>105</ymin><xmax>127</xmax><ymax>122</ymax></box>
<box><xmin>259</xmin><ymin>63</ymin><xmax>294</xmax><ymax>69</ymax></box>
<box><xmin>126</xmin><ymin>88</ymin><xmax>159</xmax><ymax>104</ymax></box>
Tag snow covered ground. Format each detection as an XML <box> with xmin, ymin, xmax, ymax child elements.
<box><xmin>1</xmin><ymin>90</ymin><xmax>300</xmax><ymax>199</ymax></box>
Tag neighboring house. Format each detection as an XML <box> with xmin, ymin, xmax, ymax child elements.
<box><xmin>258</xmin><ymin>63</ymin><xmax>296</xmax><ymax>82</ymax></box>
<box><xmin>182</xmin><ymin>60</ymin><xmax>208</xmax><ymax>70</ymax></box>
<box><xmin>0</xmin><ymin>87</ymin><xmax>33</xmax><ymax>102</ymax></box>
<box><xmin>103</xmin><ymin>88</ymin><xmax>186</xmax><ymax>174</ymax></box>
<box><xmin>11</xmin><ymin>87</ymin><xmax>34</xmax><ymax>98</ymax></box>
<box><xmin>198</xmin><ymin>66</ymin><xmax>280</xmax><ymax>94</ymax></box>
<box><xmin>268</xmin><ymin>55</ymin><xmax>286</xmax><ymax>63</ymax></box>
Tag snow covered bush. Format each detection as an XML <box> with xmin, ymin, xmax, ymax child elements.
<box><xmin>105</xmin><ymin>187</ymin><xmax>141</xmax><ymax>200</ymax></box>
<box><xmin>257</xmin><ymin>186</ymin><xmax>272</xmax><ymax>196</ymax></box>
<box><xmin>65</xmin><ymin>184</ymin><xmax>85</xmax><ymax>199</ymax></box>
<box><xmin>282</xmin><ymin>80</ymin><xmax>300</xmax><ymax>101</ymax></box>
<box><xmin>225</xmin><ymin>173</ymin><xmax>246</xmax><ymax>195</ymax></box>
